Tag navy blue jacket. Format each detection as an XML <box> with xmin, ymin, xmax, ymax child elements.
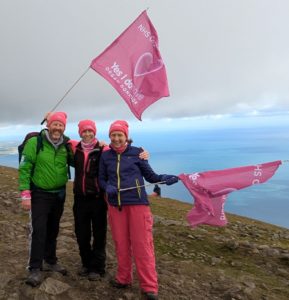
<box><xmin>98</xmin><ymin>145</ymin><xmax>163</xmax><ymax>207</ymax></box>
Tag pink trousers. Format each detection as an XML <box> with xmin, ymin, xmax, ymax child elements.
<box><xmin>108</xmin><ymin>205</ymin><xmax>158</xmax><ymax>293</ymax></box>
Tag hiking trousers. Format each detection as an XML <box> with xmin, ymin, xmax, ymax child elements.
<box><xmin>29</xmin><ymin>189</ymin><xmax>65</xmax><ymax>270</ymax></box>
<box><xmin>108</xmin><ymin>205</ymin><xmax>158</xmax><ymax>294</ymax></box>
<box><xmin>73</xmin><ymin>194</ymin><xmax>107</xmax><ymax>273</ymax></box>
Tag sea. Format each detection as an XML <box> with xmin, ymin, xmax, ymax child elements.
<box><xmin>1</xmin><ymin>126</ymin><xmax>289</xmax><ymax>229</ymax></box>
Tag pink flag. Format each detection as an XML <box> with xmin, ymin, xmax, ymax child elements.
<box><xmin>90</xmin><ymin>10</ymin><xmax>169</xmax><ymax>120</ymax></box>
<box><xmin>179</xmin><ymin>160</ymin><xmax>282</xmax><ymax>228</ymax></box>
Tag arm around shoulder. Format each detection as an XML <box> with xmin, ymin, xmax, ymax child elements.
<box><xmin>98</xmin><ymin>155</ymin><xmax>108</xmax><ymax>190</ymax></box>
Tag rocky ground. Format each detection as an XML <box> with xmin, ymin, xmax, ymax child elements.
<box><xmin>0</xmin><ymin>165</ymin><xmax>289</xmax><ymax>300</ymax></box>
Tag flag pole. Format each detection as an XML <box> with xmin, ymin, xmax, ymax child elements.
<box><xmin>119</xmin><ymin>181</ymin><xmax>166</xmax><ymax>192</ymax></box>
<box><xmin>40</xmin><ymin>66</ymin><xmax>91</xmax><ymax>124</ymax></box>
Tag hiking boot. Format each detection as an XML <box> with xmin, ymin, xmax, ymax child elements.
<box><xmin>25</xmin><ymin>269</ymin><xmax>43</xmax><ymax>287</ymax></box>
<box><xmin>43</xmin><ymin>262</ymin><xmax>67</xmax><ymax>275</ymax></box>
<box><xmin>88</xmin><ymin>272</ymin><xmax>103</xmax><ymax>281</ymax></box>
<box><xmin>77</xmin><ymin>266</ymin><xmax>89</xmax><ymax>277</ymax></box>
<box><xmin>110</xmin><ymin>278</ymin><xmax>131</xmax><ymax>289</ymax></box>
<box><xmin>141</xmin><ymin>291</ymin><xmax>158</xmax><ymax>300</ymax></box>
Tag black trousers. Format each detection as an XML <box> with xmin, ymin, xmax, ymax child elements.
<box><xmin>29</xmin><ymin>189</ymin><xmax>65</xmax><ymax>270</ymax></box>
<box><xmin>73</xmin><ymin>194</ymin><xmax>107</xmax><ymax>273</ymax></box>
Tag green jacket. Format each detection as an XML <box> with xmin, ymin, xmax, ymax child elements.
<box><xmin>18</xmin><ymin>130</ymin><xmax>73</xmax><ymax>192</ymax></box>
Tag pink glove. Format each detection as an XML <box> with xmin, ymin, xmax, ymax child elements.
<box><xmin>20</xmin><ymin>190</ymin><xmax>31</xmax><ymax>210</ymax></box>
<box><xmin>21</xmin><ymin>190</ymin><xmax>31</xmax><ymax>200</ymax></box>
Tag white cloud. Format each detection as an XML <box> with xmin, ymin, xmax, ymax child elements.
<box><xmin>1</xmin><ymin>0</ymin><xmax>289</xmax><ymax>126</ymax></box>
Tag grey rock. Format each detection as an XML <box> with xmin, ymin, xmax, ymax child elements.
<box><xmin>0</xmin><ymin>273</ymin><xmax>12</xmax><ymax>289</ymax></box>
<box><xmin>123</xmin><ymin>292</ymin><xmax>135</xmax><ymax>300</ymax></box>
<box><xmin>257</xmin><ymin>244</ymin><xmax>270</xmax><ymax>250</ymax></box>
<box><xmin>39</xmin><ymin>277</ymin><xmax>71</xmax><ymax>295</ymax></box>
<box><xmin>60</xmin><ymin>221</ymin><xmax>73</xmax><ymax>228</ymax></box>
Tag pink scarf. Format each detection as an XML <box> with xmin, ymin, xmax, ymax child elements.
<box><xmin>81</xmin><ymin>138</ymin><xmax>97</xmax><ymax>153</ymax></box>
<box><xmin>110</xmin><ymin>142</ymin><xmax>128</xmax><ymax>154</ymax></box>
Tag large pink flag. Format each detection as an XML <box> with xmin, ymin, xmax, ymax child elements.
<box><xmin>90</xmin><ymin>10</ymin><xmax>169</xmax><ymax>120</ymax></box>
<box><xmin>179</xmin><ymin>160</ymin><xmax>282</xmax><ymax>228</ymax></box>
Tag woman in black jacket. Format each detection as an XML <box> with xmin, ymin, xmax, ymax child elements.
<box><xmin>70</xmin><ymin>120</ymin><xmax>107</xmax><ymax>281</ymax></box>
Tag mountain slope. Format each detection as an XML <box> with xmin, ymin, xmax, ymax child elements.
<box><xmin>0</xmin><ymin>165</ymin><xmax>288</xmax><ymax>300</ymax></box>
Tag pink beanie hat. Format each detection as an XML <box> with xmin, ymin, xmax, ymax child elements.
<box><xmin>109</xmin><ymin>120</ymin><xmax>129</xmax><ymax>138</ymax></box>
<box><xmin>78</xmin><ymin>119</ymin><xmax>96</xmax><ymax>136</ymax></box>
<box><xmin>47</xmin><ymin>112</ymin><xmax>67</xmax><ymax>127</ymax></box>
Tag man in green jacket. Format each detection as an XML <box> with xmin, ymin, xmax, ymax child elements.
<box><xmin>19</xmin><ymin>112</ymin><xmax>73</xmax><ymax>287</ymax></box>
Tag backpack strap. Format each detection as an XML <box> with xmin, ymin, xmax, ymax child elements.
<box><xmin>35</xmin><ymin>130</ymin><xmax>44</xmax><ymax>155</ymax></box>
<box><xmin>66</xmin><ymin>143</ymin><xmax>71</xmax><ymax>180</ymax></box>
<box><xmin>63</xmin><ymin>135</ymin><xmax>72</xmax><ymax>180</ymax></box>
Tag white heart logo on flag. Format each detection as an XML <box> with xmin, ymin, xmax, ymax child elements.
<box><xmin>134</xmin><ymin>52</ymin><xmax>164</xmax><ymax>77</ymax></box>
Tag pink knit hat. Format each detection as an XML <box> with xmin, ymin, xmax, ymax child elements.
<box><xmin>78</xmin><ymin>119</ymin><xmax>96</xmax><ymax>136</ymax></box>
<box><xmin>47</xmin><ymin>112</ymin><xmax>67</xmax><ymax>127</ymax></box>
<box><xmin>109</xmin><ymin>120</ymin><xmax>129</xmax><ymax>138</ymax></box>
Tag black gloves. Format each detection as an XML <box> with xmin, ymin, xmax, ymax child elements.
<box><xmin>161</xmin><ymin>175</ymin><xmax>179</xmax><ymax>185</ymax></box>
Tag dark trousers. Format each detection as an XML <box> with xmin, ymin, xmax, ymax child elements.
<box><xmin>73</xmin><ymin>194</ymin><xmax>107</xmax><ymax>273</ymax></box>
<box><xmin>29</xmin><ymin>189</ymin><xmax>65</xmax><ymax>270</ymax></box>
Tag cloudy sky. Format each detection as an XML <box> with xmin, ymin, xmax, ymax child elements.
<box><xmin>1</xmin><ymin>0</ymin><xmax>289</xmax><ymax>132</ymax></box>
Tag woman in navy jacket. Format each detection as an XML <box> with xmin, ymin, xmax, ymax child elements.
<box><xmin>98</xmin><ymin>120</ymin><xmax>178</xmax><ymax>300</ymax></box>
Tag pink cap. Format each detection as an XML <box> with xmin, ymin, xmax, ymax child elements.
<box><xmin>47</xmin><ymin>112</ymin><xmax>67</xmax><ymax>127</ymax></box>
<box><xmin>78</xmin><ymin>119</ymin><xmax>96</xmax><ymax>136</ymax></box>
<box><xmin>109</xmin><ymin>120</ymin><xmax>129</xmax><ymax>138</ymax></box>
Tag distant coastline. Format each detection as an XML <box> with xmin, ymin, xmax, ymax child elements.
<box><xmin>1</xmin><ymin>126</ymin><xmax>289</xmax><ymax>229</ymax></box>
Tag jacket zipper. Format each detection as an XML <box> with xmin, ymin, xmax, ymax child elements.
<box><xmin>117</xmin><ymin>153</ymin><xmax>121</xmax><ymax>210</ymax></box>
<box><xmin>82</xmin><ymin>149</ymin><xmax>87</xmax><ymax>195</ymax></box>
<box><xmin>82</xmin><ymin>148</ymin><xmax>100</xmax><ymax>195</ymax></box>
